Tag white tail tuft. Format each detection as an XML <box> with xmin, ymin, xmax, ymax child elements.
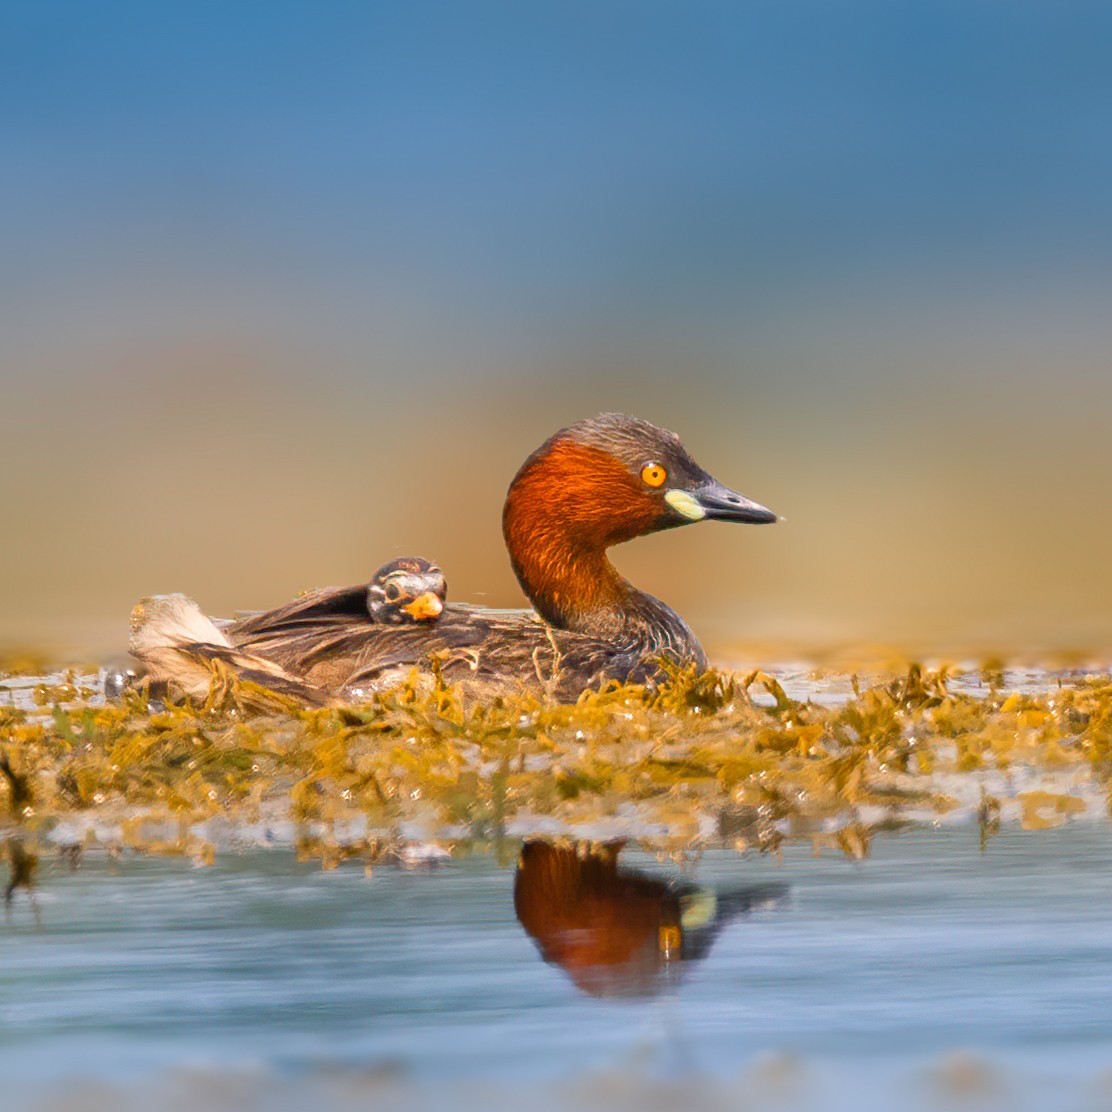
<box><xmin>129</xmin><ymin>594</ymin><xmax>233</xmax><ymax>696</ymax></box>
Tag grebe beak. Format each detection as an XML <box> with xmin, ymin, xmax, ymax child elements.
<box><xmin>665</xmin><ymin>479</ymin><xmax>778</xmax><ymax>524</ymax></box>
<box><xmin>402</xmin><ymin>591</ymin><xmax>444</xmax><ymax>621</ymax></box>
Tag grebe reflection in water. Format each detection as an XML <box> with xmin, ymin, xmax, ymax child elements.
<box><xmin>513</xmin><ymin>841</ymin><xmax>787</xmax><ymax>999</ymax></box>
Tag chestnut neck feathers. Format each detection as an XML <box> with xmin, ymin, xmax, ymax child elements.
<box><xmin>502</xmin><ymin>415</ymin><xmax>705</xmax><ymax>665</ymax></box>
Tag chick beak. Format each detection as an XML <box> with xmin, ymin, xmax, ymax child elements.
<box><xmin>402</xmin><ymin>591</ymin><xmax>444</xmax><ymax>621</ymax></box>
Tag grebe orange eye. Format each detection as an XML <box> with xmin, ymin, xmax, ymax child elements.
<box><xmin>640</xmin><ymin>463</ymin><xmax>667</xmax><ymax>488</ymax></box>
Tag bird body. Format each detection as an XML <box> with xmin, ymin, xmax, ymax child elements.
<box><xmin>227</xmin><ymin>595</ymin><xmax>665</xmax><ymax>702</ymax></box>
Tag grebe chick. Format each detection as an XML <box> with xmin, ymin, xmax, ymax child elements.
<box><xmin>218</xmin><ymin>557</ymin><xmax>446</xmax><ymax>636</ymax></box>
<box><xmin>130</xmin><ymin>413</ymin><xmax>777</xmax><ymax>702</ymax></box>
<box><xmin>366</xmin><ymin>557</ymin><xmax>446</xmax><ymax>624</ymax></box>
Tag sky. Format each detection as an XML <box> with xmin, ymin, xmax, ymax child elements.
<box><xmin>3</xmin><ymin>1</ymin><xmax>1111</xmax><ymax>659</ymax></box>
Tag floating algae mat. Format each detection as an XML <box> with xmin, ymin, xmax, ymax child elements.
<box><xmin>2</xmin><ymin>659</ymin><xmax>1112</xmax><ymax>866</ymax></box>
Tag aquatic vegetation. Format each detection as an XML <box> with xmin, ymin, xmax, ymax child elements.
<box><xmin>2</xmin><ymin>657</ymin><xmax>1112</xmax><ymax>873</ymax></box>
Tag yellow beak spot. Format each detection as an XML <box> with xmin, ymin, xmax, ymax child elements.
<box><xmin>664</xmin><ymin>489</ymin><xmax>706</xmax><ymax>521</ymax></box>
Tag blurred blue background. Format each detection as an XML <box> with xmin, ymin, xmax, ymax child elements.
<box><xmin>3</xmin><ymin>0</ymin><xmax>1111</xmax><ymax>658</ymax></box>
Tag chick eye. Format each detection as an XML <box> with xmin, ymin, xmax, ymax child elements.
<box><xmin>384</xmin><ymin>582</ymin><xmax>402</xmax><ymax>603</ymax></box>
<box><xmin>640</xmin><ymin>462</ymin><xmax>668</xmax><ymax>488</ymax></box>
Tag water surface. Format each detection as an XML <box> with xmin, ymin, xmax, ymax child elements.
<box><xmin>4</xmin><ymin>824</ymin><xmax>1112</xmax><ymax>1110</ymax></box>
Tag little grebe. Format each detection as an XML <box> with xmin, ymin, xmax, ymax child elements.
<box><xmin>130</xmin><ymin>413</ymin><xmax>776</xmax><ymax>702</ymax></box>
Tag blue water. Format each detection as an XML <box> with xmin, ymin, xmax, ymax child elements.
<box><xmin>4</xmin><ymin>825</ymin><xmax>1112</xmax><ymax>1111</ymax></box>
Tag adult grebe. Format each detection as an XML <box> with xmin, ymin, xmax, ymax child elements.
<box><xmin>129</xmin><ymin>413</ymin><xmax>776</xmax><ymax>702</ymax></box>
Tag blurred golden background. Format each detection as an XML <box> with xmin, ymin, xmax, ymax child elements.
<box><xmin>3</xmin><ymin>3</ymin><xmax>1110</xmax><ymax>662</ymax></box>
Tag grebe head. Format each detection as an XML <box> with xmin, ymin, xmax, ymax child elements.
<box><xmin>504</xmin><ymin>412</ymin><xmax>777</xmax><ymax>551</ymax></box>
<box><xmin>502</xmin><ymin>414</ymin><xmax>776</xmax><ymax>633</ymax></box>
<box><xmin>366</xmin><ymin>557</ymin><xmax>447</xmax><ymax>624</ymax></box>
